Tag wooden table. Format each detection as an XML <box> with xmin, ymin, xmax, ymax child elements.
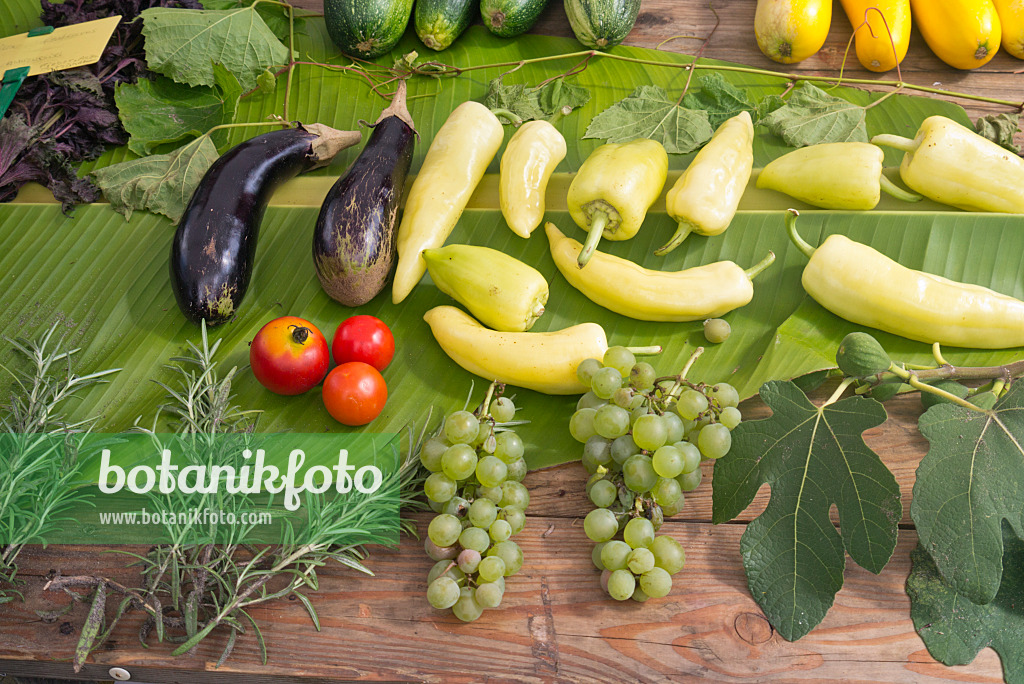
<box><xmin>2</xmin><ymin>1</ymin><xmax>1021</xmax><ymax>681</ymax></box>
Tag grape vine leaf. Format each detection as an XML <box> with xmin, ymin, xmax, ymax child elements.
<box><xmin>912</xmin><ymin>381</ymin><xmax>1024</xmax><ymax>605</ymax></box>
<box><xmin>483</xmin><ymin>75</ymin><xmax>590</xmax><ymax>124</ymax></box>
<box><xmin>680</xmin><ymin>73</ymin><xmax>755</xmax><ymax>130</ymax></box>
<box><xmin>712</xmin><ymin>380</ymin><xmax>901</xmax><ymax>640</ymax></box>
<box><xmin>758</xmin><ymin>82</ymin><xmax>869</xmax><ymax>147</ymax></box>
<box><xmin>907</xmin><ymin>527</ymin><xmax>1024</xmax><ymax>684</ymax></box>
<box><xmin>583</xmin><ymin>84</ymin><xmax>715</xmax><ymax>154</ymax></box>
<box><xmin>200</xmin><ymin>0</ymin><xmax>297</xmax><ymax>42</ymax></box>
<box><xmin>115</xmin><ymin>64</ymin><xmax>242</xmax><ymax>156</ymax></box>
<box><xmin>141</xmin><ymin>6</ymin><xmax>289</xmax><ymax>91</ymax></box>
<box><xmin>91</xmin><ymin>135</ymin><xmax>219</xmax><ymax>223</ymax></box>
<box><xmin>974</xmin><ymin>113</ymin><xmax>1021</xmax><ymax>154</ymax></box>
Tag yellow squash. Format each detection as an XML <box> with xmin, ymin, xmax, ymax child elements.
<box><xmin>392</xmin><ymin>101</ymin><xmax>504</xmax><ymax>304</ymax></box>
<box><xmin>839</xmin><ymin>0</ymin><xmax>911</xmax><ymax>72</ymax></box>
<box><xmin>909</xmin><ymin>0</ymin><xmax>1001</xmax><ymax>69</ymax></box>
<box><xmin>754</xmin><ymin>0</ymin><xmax>832</xmax><ymax>64</ymax></box>
<box><xmin>422</xmin><ymin>305</ymin><xmax>611</xmax><ymax>395</ymax></box>
<box><xmin>993</xmin><ymin>0</ymin><xmax>1024</xmax><ymax>58</ymax></box>
<box><xmin>499</xmin><ymin>120</ymin><xmax>567</xmax><ymax>238</ymax></box>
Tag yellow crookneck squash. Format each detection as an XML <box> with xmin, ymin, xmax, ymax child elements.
<box><xmin>839</xmin><ymin>0</ymin><xmax>911</xmax><ymax>72</ymax></box>
<box><xmin>909</xmin><ymin>0</ymin><xmax>1002</xmax><ymax>69</ymax></box>
<box><xmin>754</xmin><ymin>0</ymin><xmax>832</xmax><ymax>64</ymax></box>
<box><xmin>992</xmin><ymin>0</ymin><xmax>1024</xmax><ymax>58</ymax></box>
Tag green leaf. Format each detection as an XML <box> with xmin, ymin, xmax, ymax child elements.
<box><xmin>974</xmin><ymin>113</ymin><xmax>1022</xmax><ymax>154</ymax></box>
<box><xmin>255</xmin><ymin>68</ymin><xmax>277</xmax><ymax>94</ymax></box>
<box><xmin>912</xmin><ymin>381</ymin><xmax>1024</xmax><ymax>605</ymax></box>
<box><xmin>483</xmin><ymin>75</ymin><xmax>590</xmax><ymax>124</ymax></box>
<box><xmin>91</xmin><ymin>136</ymin><xmax>220</xmax><ymax>223</ymax></box>
<box><xmin>115</xmin><ymin>65</ymin><xmax>243</xmax><ymax>156</ymax></box>
<box><xmin>200</xmin><ymin>0</ymin><xmax>296</xmax><ymax>42</ymax></box>
<box><xmin>583</xmin><ymin>84</ymin><xmax>715</xmax><ymax>154</ymax></box>
<box><xmin>759</xmin><ymin>82</ymin><xmax>869</xmax><ymax>146</ymax></box>
<box><xmin>712</xmin><ymin>380</ymin><xmax>900</xmax><ymax>640</ymax></box>
<box><xmin>141</xmin><ymin>6</ymin><xmax>290</xmax><ymax>91</ymax></box>
<box><xmin>907</xmin><ymin>528</ymin><xmax>1024</xmax><ymax>684</ymax></box>
<box><xmin>680</xmin><ymin>72</ymin><xmax>755</xmax><ymax>129</ymax></box>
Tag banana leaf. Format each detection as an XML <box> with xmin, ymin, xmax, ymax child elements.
<box><xmin>2</xmin><ymin>17</ymin><xmax>1021</xmax><ymax>468</ymax></box>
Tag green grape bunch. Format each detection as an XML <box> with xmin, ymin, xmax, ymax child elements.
<box><xmin>418</xmin><ymin>382</ymin><xmax>529</xmax><ymax>621</ymax></box>
<box><xmin>571</xmin><ymin>346</ymin><xmax>742</xmax><ymax>602</ymax></box>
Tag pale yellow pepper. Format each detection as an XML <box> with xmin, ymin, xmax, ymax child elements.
<box><xmin>500</xmin><ymin>120</ymin><xmax>567</xmax><ymax>238</ymax></box>
<box><xmin>392</xmin><ymin>101</ymin><xmax>504</xmax><ymax>304</ymax></box>
<box><xmin>567</xmin><ymin>138</ymin><xmax>668</xmax><ymax>267</ymax></box>
<box><xmin>657</xmin><ymin>111</ymin><xmax>754</xmax><ymax>255</ymax></box>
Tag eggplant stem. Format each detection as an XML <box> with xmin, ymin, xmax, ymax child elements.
<box><xmin>879</xmin><ymin>173</ymin><xmax>922</xmax><ymax>202</ymax></box>
<box><xmin>744</xmin><ymin>251</ymin><xmax>776</xmax><ymax>280</ymax></box>
<box><xmin>654</xmin><ymin>220</ymin><xmax>694</xmax><ymax>256</ymax></box>
<box><xmin>785</xmin><ymin>209</ymin><xmax>816</xmax><ymax>260</ymax></box>
<box><xmin>578</xmin><ymin>211</ymin><xmax>609</xmax><ymax>268</ymax></box>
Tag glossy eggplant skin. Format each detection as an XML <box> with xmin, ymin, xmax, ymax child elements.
<box><xmin>314</xmin><ymin>106</ymin><xmax>415</xmax><ymax>306</ymax></box>
<box><xmin>171</xmin><ymin>128</ymin><xmax>329</xmax><ymax>326</ymax></box>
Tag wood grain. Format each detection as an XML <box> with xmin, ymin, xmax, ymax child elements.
<box><xmin>1</xmin><ymin>0</ymin><xmax>1020</xmax><ymax>681</ymax></box>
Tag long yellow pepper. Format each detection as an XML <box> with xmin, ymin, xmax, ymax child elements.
<box><xmin>499</xmin><ymin>120</ymin><xmax>567</xmax><ymax>238</ymax></box>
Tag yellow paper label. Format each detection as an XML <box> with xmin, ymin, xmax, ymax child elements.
<box><xmin>0</xmin><ymin>15</ymin><xmax>121</xmax><ymax>77</ymax></box>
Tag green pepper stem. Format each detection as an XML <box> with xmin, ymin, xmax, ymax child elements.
<box><xmin>625</xmin><ymin>345</ymin><xmax>663</xmax><ymax>355</ymax></box>
<box><xmin>654</xmin><ymin>220</ymin><xmax>694</xmax><ymax>256</ymax></box>
<box><xmin>871</xmin><ymin>133</ymin><xmax>918</xmax><ymax>153</ymax></box>
<box><xmin>578</xmin><ymin>211</ymin><xmax>609</xmax><ymax>268</ymax></box>
<box><xmin>744</xmin><ymin>251</ymin><xmax>776</xmax><ymax>280</ymax></box>
<box><xmin>879</xmin><ymin>173</ymin><xmax>922</xmax><ymax>203</ymax></box>
<box><xmin>490</xmin><ymin>108</ymin><xmax>523</xmax><ymax>126</ymax></box>
<box><xmin>785</xmin><ymin>209</ymin><xmax>816</xmax><ymax>260</ymax></box>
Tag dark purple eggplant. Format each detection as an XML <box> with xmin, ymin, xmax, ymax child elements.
<box><xmin>171</xmin><ymin>123</ymin><xmax>360</xmax><ymax>325</ymax></box>
<box><xmin>313</xmin><ymin>81</ymin><xmax>416</xmax><ymax>306</ymax></box>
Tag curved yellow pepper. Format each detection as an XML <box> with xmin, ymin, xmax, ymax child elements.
<box><xmin>657</xmin><ymin>111</ymin><xmax>754</xmax><ymax>255</ymax></box>
<box><xmin>545</xmin><ymin>222</ymin><xmax>774</xmax><ymax>322</ymax></box>
<box><xmin>499</xmin><ymin>120</ymin><xmax>567</xmax><ymax>238</ymax></box>
<box><xmin>567</xmin><ymin>138</ymin><xmax>668</xmax><ymax>267</ymax></box>
<box><xmin>423</xmin><ymin>305</ymin><xmax>610</xmax><ymax>395</ymax></box>
<box><xmin>392</xmin><ymin>101</ymin><xmax>504</xmax><ymax>304</ymax></box>
<box><xmin>872</xmin><ymin>116</ymin><xmax>1024</xmax><ymax>213</ymax></box>
<box><xmin>788</xmin><ymin>209</ymin><xmax>1024</xmax><ymax>348</ymax></box>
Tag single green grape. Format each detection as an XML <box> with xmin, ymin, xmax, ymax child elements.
<box><xmin>424</xmin><ymin>472</ymin><xmax>457</xmax><ymax>503</ymax></box>
<box><xmin>468</xmin><ymin>498</ymin><xmax>498</xmax><ymax>528</ymax></box>
<box><xmin>457</xmin><ymin>547</ymin><xmax>482</xmax><ymax>572</ymax></box>
<box><xmin>576</xmin><ymin>358</ymin><xmax>603</xmax><ymax>387</ymax></box>
<box><xmin>622</xmin><ymin>453</ymin><xmax>658</xmax><ymax>493</ymax></box>
<box><xmin>627</xmin><ymin>547</ymin><xmax>655</xmax><ymax>574</ymax></box>
<box><xmin>612</xmin><ymin>387</ymin><xmax>635</xmax><ymax>409</ymax></box>
<box><xmin>476</xmin><ymin>455</ymin><xmax>508</xmax><ymax>488</ymax></box>
<box><xmin>505</xmin><ymin>457</ymin><xmax>528</xmax><ymax>483</ymax></box>
<box><xmin>629</xmin><ymin>362</ymin><xmax>656</xmax><ymax>390</ymax></box>
<box><xmin>651</xmin><ymin>477</ymin><xmax>683</xmax><ymax>508</ymax></box>
<box><xmin>428</xmin><ymin>513</ymin><xmax>462</xmax><ymax>547</ymax></box>
<box><xmin>501</xmin><ymin>506</ymin><xmax>526</xmax><ymax>535</ymax></box>
<box><xmin>500</xmin><ymin>481</ymin><xmax>530</xmax><ymax>509</ymax></box>
<box><xmin>419</xmin><ymin>437</ymin><xmax>448</xmax><ymax>472</ymax></box>
<box><xmin>477</xmin><ymin>484</ymin><xmax>503</xmax><ymax>504</ymax></box>
<box><xmin>662</xmin><ymin>412</ymin><xmax>685</xmax><ymax>444</ymax></box>
<box><xmin>427</xmin><ymin>559</ymin><xmax>465</xmax><ymax>585</ymax></box>
<box><xmin>591</xmin><ymin>541</ymin><xmax>608</xmax><ymax>570</ymax></box>
<box><xmin>441</xmin><ymin>443</ymin><xmax>478</xmax><ymax>481</ymax></box>
<box><xmin>443</xmin><ymin>496</ymin><xmax>469</xmax><ymax>518</ymax></box>
<box><xmin>477</xmin><ymin>555</ymin><xmax>506</xmax><ymax>582</ymax></box>
<box><xmin>452</xmin><ymin>592</ymin><xmax>484</xmax><ymax>622</ymax></box>
<box><xmin>611</xmin><ymin>434</ymin><xmax>640</xmax><ymax>465</ymax></box>
<box><xmin>607</xmin><ymin>569</ymin><xmax>636</xmax><ymax>601</ymax></box>
<box><xmin>591</xmin><ymin>366</ymin><xmax>624</xmax><ymax>400</ymax></box>
<box><xmin>676</xmin><ymin>388</ymin><xmax>708</xmax><ymax>421</ymax></box>
<box><xmin>582</xmin><ymin>436</ymin><xmax>613</xmax><ymax>473</ymax></box>
<box><xmin>487</xmin><ymin>540</ymin><xmax>523</xmax><ymax>575</ymax></box>
<box><xmin>474</xmin><ymin>581</ymin><xmax>504</xmax><ymax>609</ymax></box>
<box><xmin>576</xmin><ymin>391</ymin><xmax>608</xmax><ymax>411</ymax></box>
<box><xmin>639</xmin><ymin>566</ymin><xmax>673</xmax><ymax>598</ymax></box>
<box><xmin>603</xmin><ymin>346</ymin><xmax>636</xmax><ymax>376</ymax></box>
<box><xmin>569</xmin><ymin>408</ymin><xmax>598</xmax><ymax>443</ymax></box>
<box><xmin>489</xmin><ymin>396</ymin><xmax>516</xmax><ymax>423</ymax></box>
<box><xmin>651</xmin><ymin>535</ymin><xmax>686</xmax><ymax>574</ymax></box>
<box><xmin>600</xmin><ymin>540</ymin><xmax>633</xmax><ymax>571</ymax></box>
<box><xmin>583</xmin><ymin>507</ymin><xmax>618</xmax><ymax>543</ymax></box>
<box><xmin>445</xmin><ymin>410</ymin><xmax>480</xmax><ymax>445</ymax></box>
<box><xmin>594</xmin><ymin>404</ymin><xmax>631</xmax><ymax>439</ymax></box>
<box><xmin>697</xmin><ymin>423</ymin><xmax>732</xmax><ymax>460</ymax></box>
<box><xmin>623</xmin><ymin>517</ymin><xmax>655</xmax><ymax>549</ymax></box>
<box><xmin>494</xmin><ymin>430</ymin><xmax>525</xmax><ymax>463</ymax></box>
<box><xmin>710</xmin><ymin>383</ymin><xmax>740</xmax><ymax>409</ymax></box>
<box><xmin>489</xmin><ymin>518</ymin><xmax>512</xmax><ymax>543</ymax></box>
<box><xmin>676</xmin><ymin>467</ymin><xmax>703</xmax><ymax>492</ymax></box>
<box><xmin>719</xmin><ymin>406</ymin><xmax>742</xmax><ymax>430</ymax></box>
<box><xmin>632</xmin><ymin>413</ymin><xmax>669</xmax><ymax>451</ymax></box>
<box><xmin>472</xmin><ymin>421</ymin><xmax>492</xmax><ymax>450</ymax></box>
<box><xmin>652</xmin><ymin>444</ymin><xmax>684</xmax><ymax>479</ymax></box>
<box><xmin>589</xmin><ymin>479</ymin><xmax>618</xmax><ymax>508</ymax></box>
<box><xmin>427</xmin><ymin>498</ymin><xmax>445</xmax><ymax>514</ymax></box>
<box><xmin>427</xmin><ymin>576</ymin><xmax>461</xmax><ymax>610</ymax></box>
<box><xmin>675</xmin><ymin>441</ymin><xmax>702</xmax><ymax>474</ymax></box>
<box><xmin>460</xmin><ymin>525</ymin><xmax>490</xmax><ymax>553</ymax></box>
<box><xmin>631</xmin><ymin>585</ymin><xmax>650</xmax><ymax>602</ymax></box>
<box><xmin>659</xmin><ymin>493</ymin><xmax>685</xmax><ymax>517</ymax></box>
<box><xmin>424</xmin><ymin>536</ymin><xmax>457</xmax><ymax>562</ymax></box>
<box><xmin>703</xmin><ymin>318</ymin><xmax>731</xmax><ymax>344</ymax></box>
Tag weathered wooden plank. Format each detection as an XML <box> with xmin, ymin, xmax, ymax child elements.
<box><xmin>0</xmin><ymin>520</ymin><xmax>1005</xmax><ymax>682</ymax></box>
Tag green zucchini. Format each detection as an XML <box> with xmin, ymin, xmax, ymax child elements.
<box><xmin>564</xmin><ymin>0</ymin><xmax>640</xmax><ymax>50</ymax></box>
<box><xmin>323</xmin><ymin>0</ymin><xmax>414</xmax><ymax>59</ymax></box>
<box><xmin>480</xmin><ymin>0</ymin><xmax>549</xmax><ymax>38</ymax></box>
<box><xmin>415</xmin><ymin>0</ymin><xmax>476</xmax><ymax>50</ymax></box>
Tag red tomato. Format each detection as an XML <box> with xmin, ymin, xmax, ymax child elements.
<box><xmin>322</xmin><ymin>362</ymin><xmax>388</xmax><ymax>426</ymax></box>
<box><xmin>332</xmin><ymin>315</ymin><xmax>395</xmax><ymax>371</ymax></box>
<box><xmin>250</xmin><ymin>316</ymin><xmax>330</xmax><ymax>395</ymax></box>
